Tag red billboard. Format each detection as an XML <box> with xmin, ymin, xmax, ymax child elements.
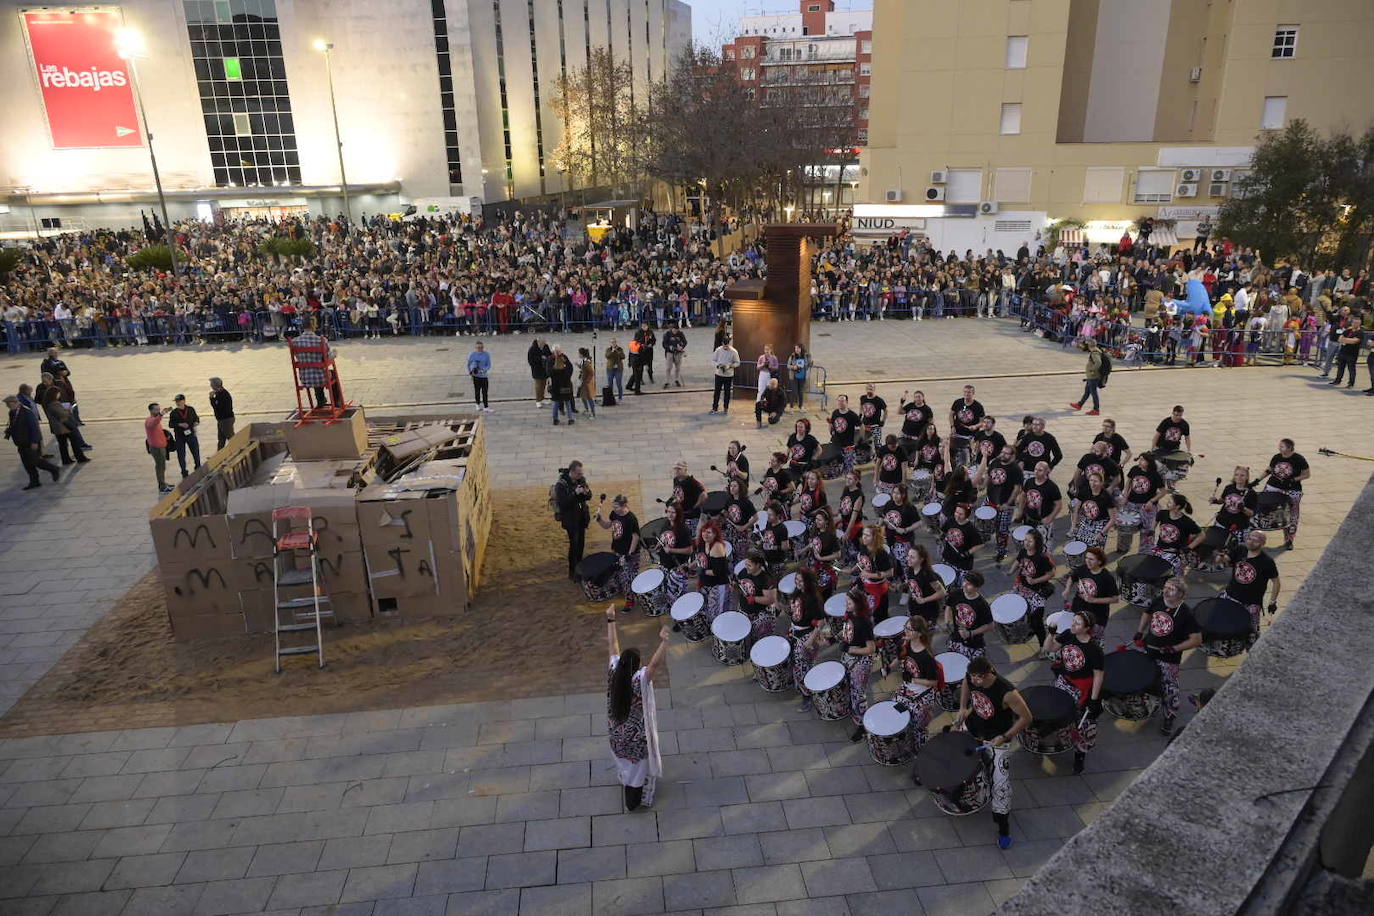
<box><xmin>24</xmin><ymin>9</ymin><xmax>142</xmax><ymax>149</ymax></box>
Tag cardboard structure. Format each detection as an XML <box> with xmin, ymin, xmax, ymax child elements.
<box><xmin>148</xmin><ymin>413</ymin><xmax>489</xmax><ymax>640</ymax></box>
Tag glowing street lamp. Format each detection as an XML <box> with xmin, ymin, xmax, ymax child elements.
<box><xmin>114</xmin><ymin>27</ymin><xmax>179</xmax><ymax>276</ymax></box>
<box><xmin>314</xmin><ymin>39</ymin><xmax>351</xmax><ymax>225</ymax></box>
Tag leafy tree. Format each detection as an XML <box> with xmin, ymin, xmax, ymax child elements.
<box><xmin>127</xmin><ymin>245</ymin><xmax>173</xmax><ymax>271</ymax></box>
<box><xmin>259</xmin><ymin>237</ymin><xmax>316</xmax><ymax>260</ymax></box>
<box><xmin>0</xmin><ymin>247</ymin><xmax>21</xmax><ymax>278</ymax></box>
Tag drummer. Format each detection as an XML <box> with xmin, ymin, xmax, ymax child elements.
<box><xmin>902</xmin><ymin>544</ymin><xmax>947</xmax><ymax>625</ymax></box>
<box><xmin>874</xmin><ymin>434</ymin><xmax>909</xmax><ymax>498</ymax></box>
<box><xmin>944</xmin><ymin>570</ymin><xmax>994</xmax><ymax>660</ymax></box>
<box><xmin>940</xmin><ymin>467</ymin><xmax>978</xmax><ymax>524</ymax></box>
<box><xmin>1013</xmin><ymin>528</ymin><xmax>1057</xmax><ymax>656</ymax></box>
<box><xmin>1263</xmin><ymin>438</ymin><xmax>1311</xmax><ymax>550</ymax></box>
<box><xmin>1069</xmin><ymin>441</ymin><xmax>1123</xmax><ymax>504</ymax></box>
<box><xmin>859</xmin><ymin>382</ymin><xmax>888</xmax><ymax>449</ymax></box>
<box><xmin>974</xmin><ymin>444</ymin><xmax>1024</xmax><ymax>563</ymax></box>
<box><xmin>911</xmin><ymin>423</ymin><xmax>947</xmax><ymax>485</ymax></box>
<box><xmin>948</xmin><ymin>384</ymin><xmax>985</xmax><ymax>468</ymax></box>
<box><xmin>836</xmin><ymin>468</ymin><xmax>866</xmax><ymax>566</ymax></box>
<box><xmin>1050</xmin><ymin>611</ymin><xmax>1104</xmax><ymax>775</ymax></box>
<box><xmin>786</xmin><ymin>418</ymin><xmax>820</xmax><ymax>475</ymax></box>
<box><xmin>940</xmin><ymin>503</ymin><xmax>985</xmax><ymax>583</ymax></box>
<box><xmin>1208</xmin><ymin>466</ymin><xmax>1258</xmax><ymax>551</ymax></box>
<box><xmin>803</xmin><ymin>506</ymin><xmax>843</xmax><ymax>595</ymax></box>
<box><xmin>1015</xmin><ymin>416</ymin><xmax>1064</xmax><ymax>473</ymax></box>
<box><xmin>1017</xmin><ymin>461</ymin><xmax>1063</xmax><ymax>550</ymax></box>
<box><xmin>1071</xmin><ymin>472</ymin><xmax>1117</xmax><ymax>549</ymax></box>
<box><xmin>851</xmin><ymin>524</ymin><xmax>896</xmax><ymax>621</ymax></box>
<box><xmin>971</xmin><ymin>416</ymin><xmax>1008</xmax><ymax>466</ymax></box>
<box><xmin>1152</xmin><ymin>404</ymin><xmax>1193</xmax><ymax>454</ymax></box>
<box><xmin>1117</xmin><ymin>454</ymin><xmax>1165</xmax><ymax>554</ymax></box>
<box><xmin>1222</xmin><ymin>529</ymin><xmax>1282</xmax><ymax>647</ymax></box>
<box><xmin>1148</xmin><ymin>494</ymin><xmax>1205</xmax><ymax>577</ymax></box>
<box><xmin>828</xmin><ymin>395</ymin><xmax>862</xmax><ymax>476</ymax></box>
<box><xmin>955</xmin><ymin>656</ymin><xmax>1032</xmax><ymax>850</ymax></box>
<box><xmin>658</xmin><ymin>503</ymin><xmax>696</xmax><ymax>600</ymax></box>
<box><xmin>1092</xmin><ymin>418</ymin><xmax>1131</xmax><ymax>467</ymax></box>
<box><xmin>694</xmin><ymin>520</ymin><xmax>733</xmax><ymax>619</ymax></box>
<box><xmin>1062</xmin><ymin>546</ymin><xmax>1118</xmax><ymax>645</ymax></box>
<box><xmin>796</xmin><ymin>469</ymin><xmax>829</xmax><ymax>529</ymax></box>
<box><xmin>758</xmin><ymin>501</ymin><xmax>791</xmax><ymax>579</ymax></box>
<box><xmin>1133</xmin><ymin>577</ymin><xmax>1201</xmax><ymax>736</ymax></box>
<box><xmin>723</xmin><ymin>440</ymin><xmax>751</xmax><ymax>488</ymax></box>
<box><xmin>787</xmin><ymin>568</ymin><xmax>828</xmax><ymax>714</ymax></box>
<box><xmin>721</xmin><ymin>477</ymin><xmax>758</xmax><ymax>560</ymax></box>
<box><xmin>594</xmin><ymin>495</ymin><xmax>642</xmax><ymax>612</ymax></box>
<box><xmin>760</xmin><ymin>451</ymin><xmax>795</xmax><ymax>505</ymax></box>
<box><xmin>879</xmin><ymin>485</ymin><xmax>921</xmax><ymax>571</ymax></box>
<box><xmin>670</xmin><ymin>461</ymin><xmax>707</xmax><ymax>536</ymax></box>
<box><xmin>897</xmin><ymin>389</ymin><xmax>934</xmax><ymax>444</ymax></box>
<box><xmin>736</xmin><ymin>550</ymin><xmax>778</xmax><ymax>642</ymax></box>
<box><xmin>894</xmin><ymin>615</ymin><xmax>943</xmax><ymax>755</ymax></box>
<box><xmin>838</xmin><ymin>587</ymin><xmax>878</xmax><ymax>742</ymax></box>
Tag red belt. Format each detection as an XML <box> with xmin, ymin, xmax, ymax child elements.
<box><xmin>1065</xmin><ymin>673</ymin><xmax>1095</xmax><ymax>706</ymax></box>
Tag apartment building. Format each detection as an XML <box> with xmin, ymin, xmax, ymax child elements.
<box><xmin>859</xmin><ymin>0</ymin><xmax>1374</xmax><ymax>254</ymax></box>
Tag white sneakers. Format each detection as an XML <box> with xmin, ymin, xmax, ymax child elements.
<box><xmin>535</xmin><ymin>401</ymin><xmax>545</xmax><ymax>408</ymax></box>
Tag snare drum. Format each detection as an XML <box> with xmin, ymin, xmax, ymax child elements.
<box><xmin>702</xmin><ymin>490</ymin><xmax>730</xmax><ymax>517</ymax></box>
<box><xmin>864</xmin><ymin>701</ymin><xmax>913</xmax><ymax>766</ymax></box>
<box><xmin>670</xmin><ymin>592</ymin><xmax>709</xmax><ymax>642</ymax></box>
<box><xmin>1116</xmin><ymin>505</ymin><xmax>1143</xmax><ymax>533</ymax></box>
<box><xmin>1045</xmin><ymin>610</ymin><xmax>1074</xmax><ymax>636</ymax></box>
<box><xmin>1062</xmin><ymin>540</ymin><xmax>1088</xmax><ymax>571</ymax></box>
<box><xmin>922</xmin><ymin>502</ymin><xmax>944</xmax><ymax>535</ymax></box>
<box><xmin>750</xmin><ymin>635</ymin><xmax>794</xmax><ymax>692</ymax></box>
<box><xmin>1011</xmin><ymin>524</ymin><xmax>1033</xmax><ymax>546</ymax></box>
<box><xmin>873</xmin><ymin>615</ymin><xmax>908</xmax><ymax>670</ymax></box>
<box><xmin>931</xmin><ymin>564</ymin><xmax>957</xmax><ymax>588</ymax></box>
<box><xmin>630</xmin><ymin>567</ymin><xmax>670</xmax><ymax>617</ymax></box>
<box><xmin>783</xmin><ymin>520</ymin><xmax>808</xmax><ymax>562</ymax></box>
<box><xmin>973</xmin><ymin>505</ymin><xmax>998</xmax><ymax>540</ymax></box>
<box><xmin>1102</xmin><ymin>650</ymin><xmax>1161</xmax><ymax>720</ymax></box>
<box><xmin>823</xmin><ymin>593</ymin><xmax>848</xmax><ymax>639</ymax></box>
<box><xmin>803</xmin><ymin>660</ymin><xmax>850</xmax><ymax>720</ymax></box>
<box><xmin>934</xmin><ymin>651</ymin><xmax>969</xmax><ymax>712</ymax></box>
<box><xmin>1156</xmin><ymin>449</ymin><xmax>1192</xmax><ymax>485</ymax></box>
<box><xmin>909</xmin><ymin>469</ymin><xmax>935</xmax><ymax>504</ymax></box>
<box><xmin>1193</xmin><ymin>526</ymin><xmax>1233</xmax><ymax>574</ymax></box>
<box><xmin>576</xmin><ymin>551</ymin><xmax>622</xmax><ymax>602</ymax></box>
<box><xmin>915</xmin><ymin>731</ymin><xmax>990</xmax><ymax>816</ymax></box>
<box><xmin>816</xmin><ymin>443</ymin><xmax>845</xmax><ymax>479</ymax></box>
<box><xmin>1194</xmin><ymin>596</ymin><xmax>1252</xmax><ymax>659</ymax></box>
<box><xmin>640</xmin><ymin>518</ymin><xmax>669</xmax><ymax>566</ymax></box>
<box><xmin>711</xmin><ymin>611</ymin><xmax>752</xmax><ymax>665</ymax></box>
<box><xmin>1018</xmin><ymin>685</ymin><xmax>1077</xmax><ymax>755</ymax></box>
<box><xmin>991</xmin><ymin>593</ymin><xmax>1031</xmax><ymax>644</ymax></box>
<box><xmin>779</xmin><ymin>572</ymin><xmax>799</xmax><ymax>597</ymax></box>
<box><xmin>1116</xmin><ymin>553</ymin><xmax>1174</xmax><ymax>609</ymax></box>
<box><xmin>872</xmin><ymin>492</ymin><xmax>892</xmax><ymax>515</ymax></box>
<box><xmin>732</xmin><ymin>559</ymin><xmax>749</xmax><ymax>583</ymax></box>
<box><xmin>1254</xmin><ymin>490</ymin><xmax>1291</xmax><ymax>531</ymax></box>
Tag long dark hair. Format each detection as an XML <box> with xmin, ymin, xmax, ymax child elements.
<box><xmin>609</xmin><ymin>648</ymin><xmax>641</xmax><ymax>724</ymax></box>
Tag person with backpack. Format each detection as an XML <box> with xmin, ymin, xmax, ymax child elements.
<box><xmin>553</xmin><ymin>460</ymin><xmax>593</xmax><ymax>579</ymax></box>
<box><xmin>1068</xmin><ymin>338</ymin><xmax>1109</xmax><ymax>415</ymax></box>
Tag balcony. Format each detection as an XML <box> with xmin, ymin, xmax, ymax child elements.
<box><xmin>761</xmin><ymin>50</ymin><xmax>857</xmax><ymax>65</ymax></box>
<box><xmin>759</xmin><ymin>71</ymin><xmax>856</xmax><ymax>87</ymax></box>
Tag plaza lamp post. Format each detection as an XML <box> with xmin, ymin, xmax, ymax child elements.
<box><xmin>114</xmin><ymin>28</ymin><xmax>180</xmax><ymax>276</ymax></box>
<box><xmin>313</xmin><ymin>39</ymin><xmax>352</xmax><ymax>226</ymax></box>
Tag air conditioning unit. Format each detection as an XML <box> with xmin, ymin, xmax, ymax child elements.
<box><xmin>1188</xmin><ymin>66</ymin><xmax>1202</xmax><ymax>82</ymax></box>
<box><xmin>978</xmin><ymin>200</ymin><xmax>999</xmax><ymax>215</ymax></box>
<box><xmin>1179</xmin><ymin>168</ymin><xmax>1202</xmax><ymax>183</ymax></box>
<box><xmin>1208</xmin><ymin>182</ymin><xmax>1229</xmax><ymax>197</ymax></box>
<box><xmin>929</xmin><ymin>170</ymin><xmax>947</xmax><ymax>184</ymax></box>
<box><xmin>1175</xmin><ymin>183</ymin><xmax>1198</xmax><ymax>198</ymax></box>
<box><xmin>885</xmin><ymin>189</ymin><xmax>904</xmax><ymax>202</ymax></box>
<box><xmin>924</xmin><ymin>186</ymin><xmax>946</xmax><ymax>202</ymax></box>
<box><xmin>1210</xmin><ymin>169</ymin><xmax>1232</xmax><ymax>182</ymax></box>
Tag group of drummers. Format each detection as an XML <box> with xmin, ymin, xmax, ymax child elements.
<box><xmin>574</xmin><ymin>385</ymin><xmax>1304</xmax><ymax>850</ymax></box>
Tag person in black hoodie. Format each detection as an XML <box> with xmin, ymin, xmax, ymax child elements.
<box><xmin>528</xmin><ymin>337</ymin><xmax>552</xmax><ymax>407</ymax></box>
<box><xmin>5</xmin><ymin>395</ymin><xmax>60</xmax><ymax>490</ymax></box>
<box><xmin>554</xmin><ymin>460</ymin><xmax>593</xmax><ymax>578</ymax></box>
<box><xmin>548</xmin><ymin>348</ymin><xmax>577</xmax><ymax>425</ymax></box>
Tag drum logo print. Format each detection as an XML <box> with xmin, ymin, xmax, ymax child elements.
<box><xmin>1026</xmin><ymin>441</ymin><xmax>1045</xmax><ymax>457</ymax></box>
<box><xmin>1076</xmin><ymin>577</ymin><xmax>1098</xmax><ymax>599</ymax></box>
<box><xmin>1150</xmin><ymin>611</ymin><xmax>1175</xmax><ymax>636</ymax></box>
<box><xmin>958</xmin><ymin>408</ymin><xmax>974</xmax><ymax>425</ymax></box>
<box><xmin>1026</xmin><ymin>490</ymin><xmax>1042</xmax><ymax>510</ymax></box>
<box><xmin>946</xmin><ymin>528</ymin><xmax>965</xmax><ymax>548</ymax></box>
<box><xmin>1082</xmin><ymin>501</ymin><xmax>1100</xmax><ymax>520</ymax></box>
<box><xmin>1061</xmin><ymin>643</ymin><xmax>1086</xmax><ymax>671</ymax></box>
<box><xmin>882</xmin><ymin>455</ymin><xmax>898</xmax><ymax>472</ymax></box>
<box><xmin>833</xmin><ymin>417</ymin><xmax>848</xmax><ymax>433</ymax></box>
<box><xmin>791</xmin><ymin>445</ymin><xmax>805</xmax><ymax>461</ymax></box>
<box><xmin>1233</xmin><ymin>561</ymin><xmax>1257</xmax><ymax>584</ymax></box>
<box><xmin>727</xmin><ymin>505</ymin><xmax>741</xmax><ymax>523</ymax></box>
<box><xmin>970</xmin><ymin>691</ymin><xmax>995</xmax><ymax>719</ymax></box>
<box><xmin>1224</xmin><ymin>493</ymin><xmax>1243</xmax><ymax>512</ymax></box>
<box><xmin>763</xmin><ymin>478</ymin><xmax>778</xmax><ymax>493</ymax></box>
<box><xmin>661</xmin><ymin>531</ymin><xmax>675</xmax><ymax>549</ymax></box>
<box><xmin>1131</xmin><ymin>476</ymin><xmax>1151</xmax><ymax>494</ymax></box>
<box><xmin>1158</xmin><ymin>523</ymin><xmax>1179</xmax><ymax>545</ymax></box>
<box><xmin>858</xmin><ymin>555</ymin><xmax>873</xmax><ymax>573</ymax></box>
<box><xmin>885</xmin><ymin>510</ymin><xmax>901</xmax><ymax>529</ymax></box>
<box><xmin>1086</xmin><ymin>464</ymin><xmax>1104</xmax><ymax>480</ymax></box>
<box><xmin>673</xmin><ymin>486</ymin><xmax>685</xmax><ymax>505</ymax></box>
<box><xmin>1019</xmin><ymin>560</ymin><xmax>1035</xmax><ymax>580</ymax></box>
<box><xmin>839</xmin><ymin>497</ymin><xmax>852</xmax><ymax>517</ymax></box>
<box><xmin>800</xmin><ymin>494</ymin><xmax>814</xmax><ymax>512</ymax></box>
<box><xmin>740</xmin><ymin>579</ymin><xmax>755</xmax><ymax>598</ymax></box>
<box><xmin>1274</xmin><ymin>461</ymin><xmax>1292</xmax><ymax>479</ymax></box>
<box><xmin>922</xmin><ymin>446</ymin><xmax>938</xmax><ymax>462</ymax></box>
<box><xmin>955</xmin><ymin>604</ymin><xmax>976</xmax><ymax>628</ymax></box>
<box><xmin>612</xmin><ymin>521</ymin><xmax>624</xmax><ymax>541</ymax></box>
<box><xmin>1165</xmin><ymin>428</ymin><xmax>1181</xmax><ymax>442</ymax></box>
<box><xmin>863</xmin><ymin>404</ymin><xmax>876</xmax><ymax>418</ymax></box>
<box><xmin>990</xmin><ymin>468</ymin><xmax>1006</xmax><ymax>485</ymax></box>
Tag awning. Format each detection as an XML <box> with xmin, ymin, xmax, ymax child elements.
<box><xmin>1139</xmin><ymin>225</ymin><xmax>1179</xmax><ymax>249</ymax></box>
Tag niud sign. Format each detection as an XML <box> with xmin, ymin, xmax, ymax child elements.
<box><xmin>23</xmin><ymin>9</ymin><xmax>142</xmax><ymax>149</ymax></box>
<box><xmin>853</xmin><ymin>216</ymin><xmax>927</xmax><ymax>235</ymax></box>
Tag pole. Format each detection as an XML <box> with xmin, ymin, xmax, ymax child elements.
<box><xmin>127</xmin><ymin>57</ymin><xmax>179</xmax><ymax>276</ymax></box>
<box><xmin>322</xmin><ymin>45</ymin><xmax>352</xmax><ymax>226</ymax></box>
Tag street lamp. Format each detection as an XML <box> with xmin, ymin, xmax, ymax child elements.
<box><xmin>313</xmin><ymin>39</ymin><xmax>351</xmax><ymax>225</ymax></box>
<box><xmin>114</xmin><ymin>27</ymin><xmax>179</xmax><ymax>276</ymax></box>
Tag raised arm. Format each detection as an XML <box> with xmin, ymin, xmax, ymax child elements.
<box><xmin>644</xmin><ymin>625</ymin><xmax>672</xmax><ymax>682</ymax></box>
<box><xmin>606</xmin><ymin>607</ymin><xmax>621</xmax><ymax>657</ymax></box>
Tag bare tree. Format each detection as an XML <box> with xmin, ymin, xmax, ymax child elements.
<box><xmin>554</xmin><ymin>49</ymin><xmax>641</xmax><ymax>189</ymax></box>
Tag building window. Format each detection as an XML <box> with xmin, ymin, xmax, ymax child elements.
<box><xmin>527</xmin><ymin>0</ymin><xmax>547</xmax><ymax>186</ymax></box>
<box><xmin>492</xmin><ymin>0</ymin><xmax>514</xmax><ymax>187</ymax></box>
<box><xmin>1005</xmin><ymin>35</ymin><xmax>1028</xmax><ymax>69</ymax></box>
<box><xmin>999</xmin><ymin>102</ymin><xmax>1022</xmax><ymax>135</ymax></box>
<box><xmin>742</xmin><ymin>68</ymin><xmax>754</xmax><ymax>81</ymax></box>
<box><xmin>1083</xmin><ymin>167</ymin><xmax>1124</xmax><ymax>203</ymax></box>
<box><xmin>993</xmin><ymin>167</ymin><xmax>1032</xmax><ymax>203</ymax></box>
<box><xmin>1261</xmin><ymin>95</ymin><xmax>1288</xmax><ymax>129</ymax></box>
<box><xmin>945</xmin><ymin>168</ymin><xmax>983</xmax><ymax>203</ymax></box>
<box><xmin>859</xmin><ymin>62</ymin><xmax>871</xmax><ymax>76</ymax></box>
<box><xmin>743</xmin><ymin>46</ymin><xmax>756</xmax><ymax>59</ymax></box>
<box><xmin>860</xmin><ymin>39</ymin><xmax>872</xmax><ymax>54</ymax></box>
<box><xmin>859</xmin><ymin>106</ymin><xmax>868</xmax><ymax>120</ymax></box>
<box><xmin>1272</xmin><ymin>25</ymin><xmax>1298</xmax><ymax>59</ymax></box>
<box><xmin>183</xmin><ymin>0</ymin><xmax>301</xmax><ymax>188</ymax></box>
<box><xmin>431</xmin><ymin>0</ymin><xmax>462</xmax><ymax>185</ymax></box>
<box><xmin>1134</xmin><ymin>169</ymin><xmax>1175</xmax><ymax>203</ymax></box>
<box><xmin>858</xmin><ymin>84</ymin><xmax>869</xmax><ymax>98</ymax></box>
<box><xmin>808</xmin><ymin>3</ymin><xmax>821</xmax><ymax>10</ymax></box>
<box><xmin>724</xmin><ymin>48</ymin><xmax>734</xmax><ymax>59</ymax></box>
<box><xmin>857</xmin><ymin>127</ymin><xmax>868</xmax><ymax>144</ymax></box>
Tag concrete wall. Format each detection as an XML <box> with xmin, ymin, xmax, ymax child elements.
<box><xmin>1082</xmin><ymin>0</ymin><xmax>1171</xmax><ymax>142</ymax></box>
<box><xmin>1002</xmin><ymin>472</ymin><xmax>1374</xmax><ymax>915</ymax></box>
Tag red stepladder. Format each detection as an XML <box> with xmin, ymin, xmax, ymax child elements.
<box><xmin>271</xmin><ymin>506</ymin><xmax>331</xmax><ymax>671</ymax></box>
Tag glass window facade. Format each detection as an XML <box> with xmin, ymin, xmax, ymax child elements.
<box><xmin>431</xmin><ymin>0</ymin><xmax>463</xmax><ymax>185</ymax></box>
<box><xmin>183</xmin><ymin>0</ymin><xmax>302</xmax><ymax>187</ymax></box>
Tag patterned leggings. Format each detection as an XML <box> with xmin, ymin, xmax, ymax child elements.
<box><xmin>894</xmin><ymin>683</ymin><xmax>938</xmax><ymax>753</ymax></box>
<box><xmin>947</xmin><ymin>638</ymin><xmax>985</xmax><ymax>661</ymax></box>
<box><xmin>841</xmin><ymin>447</ymin><xmax>857</xmax><ymax>476</ymax></box>
<box><xmin>1147</xmin><ymin>546</ymin><xmax>1186</xmax><ymax>579</ymax></box>
<box><xmin>843</xmin><ymin>653</ymin><xmax>872</xmax><ymax>726</ymax></box>
<box><xmin>1074</xmin><ymin>518</ymin><xmax>1109</xmax><ymax>548</ymax></box>
<box><xmin>619</xmin><ymin>554</ymin><xmax>641</xmax><ymax>604</ymax></box>
<box><xmin>1052</xmin><ymin>675</ymin><xmax>1098</xmax><ymax>753</ymax></box>
<box><xmin>793</xmin><ymin>633</ymin><xmax>818</xmax><ymax>697</ymax></box>
<box><xmin>1115</xmin><ymin>503</ymin><xmax>1158</xmax><ymax>553</ymax></box>
<box><xmin>1154</xmin><ymin>657</ymin><xmax>1181</xmax><ymax>723</ymax></box>
<box><xmin>1270</xmin><ymin>487</ymin><xmax>1302</xmax><ymax>544</ymax></box>
<box><xmin>987</xmin><ymin>744</ymin><xmax>1015</xmax><ymax>815</ymax></box>
<box><xmin>703</xmin><ymin>583</ymin><xmax>733</xmax><ymax>621</ymax></box>
<box><xmin>992</xmin><ymin>504</ymin><xmax>1015</xmax><ymax>554</ymax></box>
<box><xmin>1014</xmin><ymin>586</ymin><xmax>1049</xmax><ymax>645</ymax></box>
<box><xmin>746</xmin><ymin>602</ymin><xmax>775</xmax><ymax>642</ymax></box>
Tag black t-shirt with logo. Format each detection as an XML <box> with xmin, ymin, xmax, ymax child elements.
<box><xmin>1267</xmin><ymin>452</ymin><xmax>1309</xmax><ymax>492</ymax></box>
<box><xmin>859</xmin><ymin>394</ymin><xmax>887</xmax><ymax>428</ymax></box>
<box><xmin>984</xmin><ymin>459</ymin><xmax>1024</xmax><ymax>505</ymax></box>
<box><xmin>905</xmin><ymin>566</ymin><xmax>942</xmax><ymax>621</ymax></box>
<box><xmin>1143</xmin><ymin>599</ymin><xmax>1200</xmax><ymax>664</ymax></box>
<box><xmin>881</xmin><ymin>503</ymin><xmax>920</xmax><ymax>543</ymax></box>
<box><xmin>965</xmin><ymin>674</ymin><xmax>1015</xmax><ymax>740</ymax></box>
<box><xmin>787</xmin><ymin>433</ymin><xmax>820</xmax><ymax>466</ymax></box>
<box><xmin>725</xmin><ymin>451</ymin><xmax>751</xmax><ymax>483</ymax></box>
<box><xmin>1077</xmin><ymin>490</ymin><xmax>1115</xmax><ymax>524</ymax></box>
<box><xmin>1225</xmin><ymin>549</ymin><xmax>1279</xmax><ymax>606</ymax></box>
<box><xmin>900</xmin><ymin>645</ymin><xmax>940</xmax><ymax>683</ymax></box>
<box><xmin>838</xmin><ymin>613</ymin><xmax>875</xmax><ymax>651</ymax></box>
<box><xmin>1014</xmin><ymin>549</ymin><xmax>1056</xmax><ymax>596</ymax></box>
<box><xmin>657</xmin><ymin>523</ymin><xmax>691</xmax><ymax>570</ymax></box>
<box><xmin>1155</xmin><ymin>417</ymin><xmax>1191</xmax><ymax>449</ymax></box>
<box><xmin>949</xmin><ymin>593</ymin><xmax>993</xmax><ymax>650</ymax></box>
<box><xmin>941</xmin><ymin>519</ymin><xmax>984</xmax><ymax>568</ymax></box>
<box><xmin>876</xmin><ymin>444</ymin><xmax>907</xmax><ymax>485</ymax></box>
<box><xmin>1124</xmin><ymin>467</ymin><xmax>1164</xmax><ymax>505</ymax></box>
<box><xmin>736</xmin><ymin>568</ymin><xmax>771</xmax><ymax>611</ymax></box>
<box><xmin>673</xmin><ymin>476</ymin><xmax>705</xmax><ymax>519</ymax></box>
<box><xmin>915</xmin><ymin>436</ymin><xmax>945</xmax><ymax>472</ymax></box>
<box><xmin>829</xmin><ymin>410</ymin><xmax>860</xmax><ymax>447</ymax></box>
<box><xmin>1054</xmin><ymin>632</ymin><xmax>1105</xmax><ymax>678</ymax></box>
<box><xmin>1215</xmin><ymin>483</ymin><xmax>1257</xmax><ymax>531</ymax></box>
<box><xmin>788</xmin><ymin>592</ymin><xmax>824</xmax><ymax>633</ymax></box>
<box><xmin>1092</xmin><ymin>432</ymin><xmax>1131</xmax><ymax>465</ymax></box>
<box><xmin>856</xmin><ymin>546</ymin><xmax>894</xmax><ymax>581</ymax></box>
<box><xmin>950</xmin><ymin>398</ymin><xmax>985</xmax><ymax>439</ymax></box>
<box><xmin>1017</xmin><ymin>432</ymin><xmax>1062</xmax><ymax>471</ymax></box>
<box><xmin>724</xmin><ymin>496</ymin><xmax>757</xmax><ymax>532</ymax></box>
<box><xmin>610</xmin><ymin>511</ymin><xmax>640</xmax><ymax>556</ymax></box>
<box><xmin>760</xmin><ymin>522</ymin><xmax>790</xmax><ymax>565</ymax></box>
<box><xmin>1069</xmin><ymin>567</ymin><xmax>1118</xmax><ymax>626</ymax></box>
<box><xmin>1154</xmin><ymin>513</ymin><xmax>1201</xmax><ymax>551</ymax></box>
<box><xmin>837</xmin><ymin>486</ymin><xmax>865</xmax><ymax>525</ymax></box>
<box><xmin>973</xmin><ymin>429</ymin><xmax>1008</xmax><ymax>463</ymax></box>
<box><xmin>1022</xmin><ymin>478</ymin><xmax>1062</xmax><ymax>523</ymax></box>
<box><xmin>1075</xmin><ymin>453</ymin><xmax>1121</xmax><ymax>490</ymax></box>
<box><xmin>809</xmin><ymin>528</ymin><xmax>840</xmax><ymax>561</ymax></box>
<box><xmin>797</xmin><ymin>486</ymin><xmax>827</xmax><ymax>518</ymax></box>
<box><xmin>762</xmin><ymin>467</ymin><xmax>793</xmax><ymax>500</ymax></box>
<box><xmin>900</xmin><ymin>400</ymin><xmax>934</xmax><ymax>438</ymax></box>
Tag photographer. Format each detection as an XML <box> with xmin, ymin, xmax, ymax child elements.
<box><xmin>554</xmin><ymin>460</ymin><xmax>593</xmax><ymax>579</ymax></box>
<box><xmin>754</xmin><ymin>376</ymin><xmax>786</xmax><ymax>427</ymax></box>
<box><xmin>1068</xmin><ymin>338</ymin><xmax>1106</xmax><ymax>415</ymax></box>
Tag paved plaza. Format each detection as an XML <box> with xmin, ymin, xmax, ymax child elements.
<box><xmin>1</xmin><ymin>319</ymin><xmax>1371</xmax><ymax>915</ymax></box>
